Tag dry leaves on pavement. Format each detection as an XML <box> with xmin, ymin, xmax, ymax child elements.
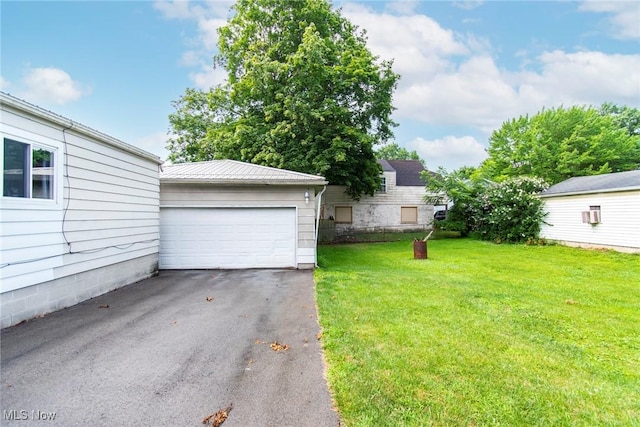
<box><xmin>270</xmin><ymin>342</ymin><xmax>289</xmax><ymax>352</ymax></box>
<box><xmin>202</xmin><ymin>404</ymin><xmax>233</xmax><ymax>427</ymax></box>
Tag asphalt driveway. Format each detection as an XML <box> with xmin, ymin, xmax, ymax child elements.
<box><xmin>1</xmin><ymin>270</ymin><xmax>339</xmax><ymax>426</ymax></box>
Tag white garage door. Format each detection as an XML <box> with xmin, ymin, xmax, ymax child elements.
<box><xmin>160</xmin><ymin>207</ymin><xmax>296</xmax><ymax>269</ymax></box>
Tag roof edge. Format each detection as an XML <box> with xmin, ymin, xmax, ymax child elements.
<box><xmin>540</xmin><ymin>185</ymin><xmax>640</xmax><ymax>198</ymax></box>
<box><xmin>160</xmin><ymin>178</ymin><xmax>328</xmax><ymax>186</ymax></box>
<box><xmin>1</xmin><ymin>91</ymin><xmax>162</xmax><ymax>164</ymax></box>
<box><xmin>163</xmin><ymin>159</ymin><xmax>327</xmax><ymax>180</ymax></box>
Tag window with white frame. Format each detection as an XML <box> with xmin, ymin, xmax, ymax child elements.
<box><xmin>3</xmin><ymin>138</ymin><xmax>55</xmax><ymax>200</ymax></box>
<box><xmin>378</xmin><ymin>176</ymin><xmax>387</xmax><ymax>193</ymax></box>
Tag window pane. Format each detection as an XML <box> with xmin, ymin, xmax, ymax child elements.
<box><xmin>3</xmin><ymin>139</ymin><xmax>29</xmax><ymax>197</ymax></box>
<box><xmin>378</xmin><ymin>177</ymin><xmax>386</xmax><ymax>193</ymax></box>
<box><xmin>32</xmin><ymin>148</ymin><xmax>54</xmax><ymax>199</ymax></box>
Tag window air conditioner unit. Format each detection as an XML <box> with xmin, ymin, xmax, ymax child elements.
<box><xmin>581</xmin><ymin>210</ymin><xmax>600</xmax><ymax>224</ymax></box>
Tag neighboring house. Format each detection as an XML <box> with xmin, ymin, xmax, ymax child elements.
<box><xmin>322</xmin><ymin>159</ymin><xmax>434</xmax><ymax>235</ymax></box>
<box><xmin>159</xmin><ymin>160</ymin><xmax>327</xmax><ymax>269</ymax></box>
<box><xmin>540</xmin><ymin>170</ymin><xmax>640</xmax><ymax>253</ymax></box>
<box><xmin>1</xmin><ymin>92</ymin><xmax>162</xmax><ymax>328</ymax></box>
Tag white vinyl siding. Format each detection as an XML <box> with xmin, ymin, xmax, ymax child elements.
<box><xmin>541</xmin><ymin>191</ymin><xmax>640</xmax><ymax>251</ymax></box>
<box><xmin>0</xmin><ymin>103</ymin><xmax>160</xmax><ymax>294</ymax></box>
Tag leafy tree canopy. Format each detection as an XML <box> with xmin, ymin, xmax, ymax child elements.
<box><xmin>480</xmin><ymin>105</ymin><xmax>640</xmax><ymax>185</ymax></box>
<box><xmin>424</xmin><ymin>166</ymin><xmax>486</xmax><ymax>236</ymax></box>
<box><xmin>598</xmin><ymin>102</ymin><xmax>640</xmax><ymax>136</ymax></box>
<box><xmin>375</xmin><ymin>142</ymin><xmax>422</xmax><ymax>163</ymax></box>
<box><xmin>167</xmin><ymin>0</ymin><xmax>399</xmax><ymax>200</ymax></box>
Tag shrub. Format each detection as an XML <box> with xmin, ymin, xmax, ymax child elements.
<box><xmin>480</xmin><ymin>176</ymin><xmax>548</xmax><ymax>243</ymax></box>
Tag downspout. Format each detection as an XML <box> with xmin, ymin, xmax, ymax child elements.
<box><xmin>314</xmin><ymin>185</ymin><xmax>327</xmax><ymax>267</ymax></box>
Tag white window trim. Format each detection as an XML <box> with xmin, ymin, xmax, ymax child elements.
<box><xmin>378</xmin><ymin>176</ymin><xmax>387</xmax><ymax>193</ymax></box>
<box><xmin>1</xmin><ymin>125</ymin><xmax>64</xmax><ymax>209</ymax></box>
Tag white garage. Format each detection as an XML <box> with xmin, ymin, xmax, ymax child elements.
<box><xmin>159</xmin><ymin>160</ymin><xmax>327</xmax><ymax>270</ymax></box>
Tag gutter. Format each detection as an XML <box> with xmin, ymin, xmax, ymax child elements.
<box><xmin>539</xmin><ymin>186</ymin><xmax>640</xmax><ymax>198</ymax></box>
<box><xmin>159</xmin><ymin>178</ymin><xmax>328</xmax><ymax>186</ymax></box>
<box><xmin>314</xmin><ymin>185</ymin><xmax>327</xmax><ymax>268</ymax></box>
<box><xmin>1</xmin><ymin>91</ymin><xmax>162</xmax><ymax>164</ymax></box>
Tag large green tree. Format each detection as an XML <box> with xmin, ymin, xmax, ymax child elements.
<box><xmin>167</xmin><ymin>0</ymin><xmax>399</xmax><ymax>199</ymax></box>
<box><xmin>375</xmin><ymin>142</ymin><xmax>421</xmax><ymax>162</ymax></box>
<box><xmin>481</xmin><ymin>105</ymin><xmax>640</xmax><ymax>185</ymax></box>
<box><xmin>599</xmin><ymin>102</ymin><xmax>640</xmax><ymax>136</ymax></box>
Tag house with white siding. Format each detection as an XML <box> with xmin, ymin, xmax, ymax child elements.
<box><xmin>159</xmin><ymin>160</ymin><xmax>327</xmax><ymax>270</ymax></box>
<box><xmin>1</xmin><ymin>92</ymin><xmax>162</xmax><ymax>328</ymax></box>
<box><xmin>321</xmin><ymin>159</ymin><xmax>434</xmax><ymax>236</ymax></box>
<box><xmin>540</xmin><ymin>170</ymin><xmax>640</xmax><ymax>253</ymax></box>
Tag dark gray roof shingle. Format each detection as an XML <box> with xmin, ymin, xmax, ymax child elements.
<box><xmin>378</xmin><ymin>159</ymin><xmax>395</xmax><ymax>172</ymax></box>
<box><xmin>541</xmin><ymin>170</ymin><xmax>640</xmax><ymax>197</ymax></box>
<box><xmin>377</xmin><ymin>159</ymin><xmax>426</xmax><ymax>186</ymax></box>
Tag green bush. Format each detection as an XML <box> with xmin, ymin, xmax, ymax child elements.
<box><xmin>426</xmin><ymin>170</ymin><xmax>548</xmax><ymax>243</ymax></box>
<box><xmin>480</xmin><ymin>176</ymin><xmax>548</xmax><ymax>243</ymax></box>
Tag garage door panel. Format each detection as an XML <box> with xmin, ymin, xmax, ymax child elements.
<box><xmin>160</xmin><ymin>207</ymin><xmax>296</xmax><ymax>269</ymax></box>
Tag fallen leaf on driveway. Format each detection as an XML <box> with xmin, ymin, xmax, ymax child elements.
<box><xmin>270</xmin><ymin>342</ymin><xmax>289</xmax><ymax>352</ymax></box>
<box><xmin>202</xmin><ymin>404</ymin><xmax>233</xmax><ymax>426</ymax></box>
<box><xmin>317</xmin><ymin>332</ymin><xmax>323</xmax><ymax>340</ymax></box>
<box><xmin>206</xmin><ymin>296</ymin><xmax>214</xmax><ymax>302</ymax></box>
<box><xmin>98</xmin><ymin>304</ymin><xmax>110</xmax><ymax>309</ymax></box>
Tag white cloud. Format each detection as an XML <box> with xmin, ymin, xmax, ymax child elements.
<box><xmin>386</xmin><ymin>0</ymin><xmax>419</xmax><ymax>15</ymax></box>
<box><xmin>452</xmin><ymin>1</ymin><xmax>484</xmax><ymax>11</ymax></box>
<box><xmin>396</xmin><ymin>55</ymin><xmax>521</xmax><ymax>133</ymax></box>
<box><xmin>579</xmin><ymin>1</ymin><xmax>640</xmax><ymax>40</ymax></box>
<box><xmin>20</xmin><ymin>67</ymin><xmax>89</xmax><ymax>105</ymax></box>
<box><xmin>519</xmin><ymin>50</ymin><xmax>640</xmax><ymax>108</ymax></box>
<box><xmin>198</xmin><ymin>16</ymin><xmax>227</xmax><ymax>51</ymax></box>
<box><xmin>343</xmin><ymin>4</ymin><xmax>640</xmax><ymax>137</ymax></box>
<box><xmin>0</xmin><ymin>76</ymin><xmax>9</xmax><ymax>90</ymax></box>
<box><xmin>154</xmin><ymin>0</ymin><xmax>232</xmax><ymax>88</ymax></box>
<box><xmin>342</xmin><ymin>3</ymin><xmax>469</xmax><ymax>79</ymax></box>
<box><xmin>134</xmin><ymin>131</ymin><xmax>171</xmax><ymax>160</ymax></box>
<box><xmin>189</xmin><ymin>67</ymin><xmax>227</xmax><ymax>90</ymax></box>
<box><xmin>407</xmin><ymin>136</ymin><xmax>487</xmax><ymax>171</ymax></box>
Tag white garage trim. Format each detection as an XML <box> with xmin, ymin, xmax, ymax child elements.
<box><xmin>160</xmin><ymin>206</ymin><xmax>297</xmax><ymax>269</ymax></box>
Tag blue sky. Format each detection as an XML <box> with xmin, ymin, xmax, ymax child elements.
<box><xmin>2</xmin><ymin>1</ymin><xmax>639</xmax><ymax>170</ymax></box>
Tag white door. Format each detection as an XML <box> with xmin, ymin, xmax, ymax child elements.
<box><xmin>160</xmin><ymin>207</ymin><xmax>297</xmax><ymax>269</ymax></box>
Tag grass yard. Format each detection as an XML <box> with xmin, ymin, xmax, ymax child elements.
<box><xmin>315</xmin><ymin>239</ymin><xmax>640</xmax><ymax>426</ymax></box>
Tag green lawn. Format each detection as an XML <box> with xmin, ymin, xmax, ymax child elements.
<box><xmin>315</xmin><ymin>239</ymin><xmax>640</xmax><ymax>426</ymax></box>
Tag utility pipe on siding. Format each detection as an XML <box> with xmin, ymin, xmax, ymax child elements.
<box><xmin>314</xmin><ymin>185</ymin><xmax>327</xmax><ymax>267</ymax></box>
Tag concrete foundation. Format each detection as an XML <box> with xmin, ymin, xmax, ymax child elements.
<box><xmin>1</xmin><ymin>254</ymin><xmax>158</xmax><ymax>328</ymax></box>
